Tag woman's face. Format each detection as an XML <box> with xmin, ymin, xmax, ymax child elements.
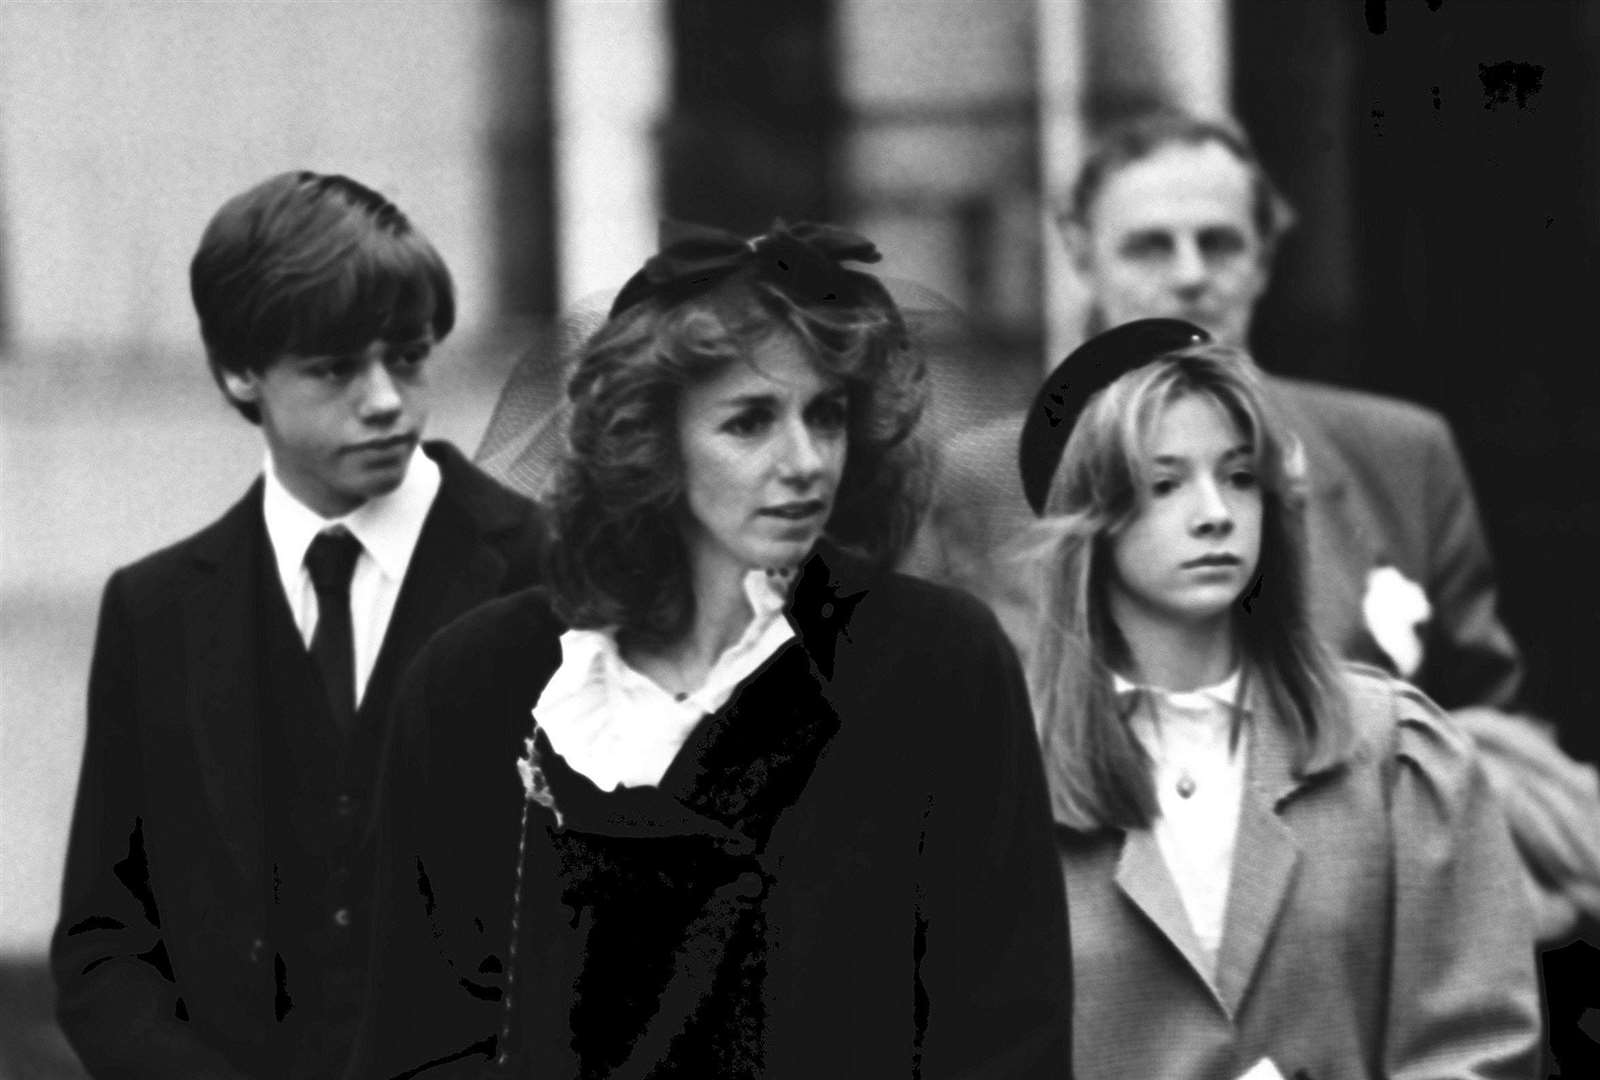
<box><xmin>1107</xmin><ymin>392</ymin><xmax>1263</xmax><ymax>633</ymax></box>
<box><xmin>676</xmin><ymin>330</ymin><xmax>848</xmax><ymax>580</ymax></box>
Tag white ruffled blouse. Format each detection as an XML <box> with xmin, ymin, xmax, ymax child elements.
<box><xmin>536</xmin><ymin>569</ymin><xmax>796</xmax><ymax>792</ymax></box>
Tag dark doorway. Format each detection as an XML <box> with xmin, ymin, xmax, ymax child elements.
<box><xmin>661</xmin><ymin>0</ymin><xmax>840</xmax><ymax>232</ymax></box>
<box><xmin>1236</xmin><ymin>2</ymin><xmax>1600</xmax><ymax>1072</ymax></box>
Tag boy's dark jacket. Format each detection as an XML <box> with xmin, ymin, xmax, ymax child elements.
<box><xmin>51</xmin><ymin>441</ymin><xmax>544</xmax><ymax>1078</ymax></box>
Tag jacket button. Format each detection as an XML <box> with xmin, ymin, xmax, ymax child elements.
<box><xmin>336</xmin><ymin>794</ymin><xmax>358</xmax><ymax>817</ymax></box>
<box><xmin>732</xmin><ymin>872</ymin><xmax>764</xmax><ymax>900</ymax></box>
<box><xmin>332</xmin><ymin>907</ymin><xmax>353</xmax><ymax>928</ymax></box>
<box><xmin>248</xmin><ymin>937</ymin><xmax>265</xmax><ymax>963</ymax></box>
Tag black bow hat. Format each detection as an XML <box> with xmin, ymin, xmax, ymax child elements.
<box><xmin>1018</xmin><ymin>318</ymin><xmax>1212</xmax><ymax>516</ymax></box>
<box><xmin>609</xmin><ymin>219</ymin><xmax>886</xmax><ymax>318</ymax></box>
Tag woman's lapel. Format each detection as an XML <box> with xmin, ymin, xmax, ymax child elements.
<box><xmin>786</xmin><ymin>546</ymin><xmax>871</xmax><ymax>680</ymax></box>
<box><xmin>1110</xmin><ymin>697</ymin><xmax>1321</xmax><ymax>1020</ymax></box>
<box><xmin>1213</xmin><ymin>703</ymin><xmax>1310</xmax><ymax>1017</ymax></box>
<box><xmin>1112</xmin><ymin>828</ymin><xmax>1229</xmax><ymax>1015</ymax></box>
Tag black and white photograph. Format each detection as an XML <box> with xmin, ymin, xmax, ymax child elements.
<box><xmin>2</xmin><ymin>1</ymin><xmax>1597</xmax><ymax>1077</ymax></box>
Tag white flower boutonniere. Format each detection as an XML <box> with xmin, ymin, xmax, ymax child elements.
<box><xmin>516</xmin><ymin>721</ymin><xmax>564</xmax><ymax>829</ymax></box>
<box><xmin>1283</xmin><ymin>434</ymin><xmax>1309</xmax><ymax>486</ymax></box>
<box><xmin>1361</xmin><ymin>565</ymin><xmax>1432</xmax><ymax>679</ymax></box>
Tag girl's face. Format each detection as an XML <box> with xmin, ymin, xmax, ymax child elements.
<box><xmin>676</xmin><ymin>330</ymin><xmax>849</xmax><ymax>582</ymax></box>
<box><xmin>1107</xmin><ymin>392</ymin><xmax>1262</xmax><ymax>632</ymax></box>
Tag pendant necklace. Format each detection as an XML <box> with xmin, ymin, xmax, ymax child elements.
<box><xmin>1175</xmin><ymin>770</ymin><xmax>1197</xmax><ymax>799</ymax></box>
<box><xmin>1137</xmin><ymin>693</ymin><xmax>1200</xmax><ymax>799</ymax></box>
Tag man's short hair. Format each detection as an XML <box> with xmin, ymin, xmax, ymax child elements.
<box><xmin>1061</xmin><ymin>110</ymin><xmax>1298</xmax><ymax>257</ymax></box>
<box><xmin>189</xmin><ymin>171</ymin><xmax>455</xmax><ymax>422</ymax></box>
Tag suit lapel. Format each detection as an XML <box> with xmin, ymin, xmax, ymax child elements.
<box><xmin>183</xmin><ymin>484</ymin><xmax>269</xmax><ymax>888</ymax></box>
<box><xmin>1112</xmin><ymin>827</ymin><xmax>1228</xmax><ymax>1012</ymax></box>
<box><xmin>1213</xmin><ymin>705</ymin><xmax>1305</xmax><ymax>1016</ymax></box>
<box><xmin>360</xmin><ymin>446</ymin><xmax>518</xmax><ymax>728</ymax></box>
<box><xmin>1267</xmin><ymin>377</ymin><xmax>1379</xmax><ymax>659</ymax></box>
<box><xmin>1264</xmin><ymin>376</ymin><xmax>1350</xmax><ymax>505</ymax></box>
<box><xmin>1266</xmin><ymin>376</ymin><xmax>1356</xmax><ymax>544</ymax></box>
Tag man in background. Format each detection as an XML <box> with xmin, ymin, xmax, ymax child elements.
<box><xmin>911</xmin><ymin>110</ymin><xmax>1600</xmax><ymax>944</ymax></box>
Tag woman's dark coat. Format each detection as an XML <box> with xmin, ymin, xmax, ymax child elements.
<box><xmin>354</xmin><ymin>550</ymin><xmax>1073</xmax><ymax>1079</ymax></box>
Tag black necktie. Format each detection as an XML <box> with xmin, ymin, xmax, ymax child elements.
<box><xmin>305</xmin><ymin>528</ymin><xmax>363</xmax><ymax>734</ymax></box>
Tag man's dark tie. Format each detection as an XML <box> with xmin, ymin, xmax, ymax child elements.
<box><xmin>305</xmin><ymin>528</ymin><xmax>363</xmax><ymax>734</ymax></box>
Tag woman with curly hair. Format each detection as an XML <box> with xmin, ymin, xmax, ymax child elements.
<box><xmin>353</xmin><ymin>222</ymin><xmax>1071</xmax><ymax>1079</ymax></box>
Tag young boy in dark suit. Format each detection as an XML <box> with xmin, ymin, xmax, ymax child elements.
<box><xmin>51</xmin><ymin>171</ymin><xmax>544</xmax><ymax>1078</ymax></box>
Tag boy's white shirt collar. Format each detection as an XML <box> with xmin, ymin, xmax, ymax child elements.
<box><xmin>261</xmin><ymin>445</ymin><xmax>441</xmax><ymax>581</ymax></box>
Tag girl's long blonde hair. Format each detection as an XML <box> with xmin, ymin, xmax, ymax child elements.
<box><xmin>1019</xmin><ymin>345</ymin><xmax>1351</xmax><ymax>832</ymax></box>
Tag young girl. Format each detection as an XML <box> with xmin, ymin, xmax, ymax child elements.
<box><xmin>1013</xmin><ymin>321</ymin><xmax>1539</xmax><ymax>1080</ymax></box>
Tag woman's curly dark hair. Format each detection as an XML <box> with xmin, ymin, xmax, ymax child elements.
<box><xmin>541</xmin><ymin>256</ymin><xmax>928</xmax><ymax>648</ymax></box>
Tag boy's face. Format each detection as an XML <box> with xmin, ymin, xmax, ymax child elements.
<box><xmin>223</xmin><ymin>337</ymin><xmax>433</xmax><ymax>518</ymax></box>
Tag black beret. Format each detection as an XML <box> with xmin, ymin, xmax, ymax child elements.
<box><xmin>1018</xmin><ymin>318</ymin><xmax>1211</xmax><ymax>515</ymax></box>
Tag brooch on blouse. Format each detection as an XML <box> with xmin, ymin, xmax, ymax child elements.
<box><xmin>516</xmin><ymin>720</ymin><xmax>565</xmax><ymax>830</ymax></box>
